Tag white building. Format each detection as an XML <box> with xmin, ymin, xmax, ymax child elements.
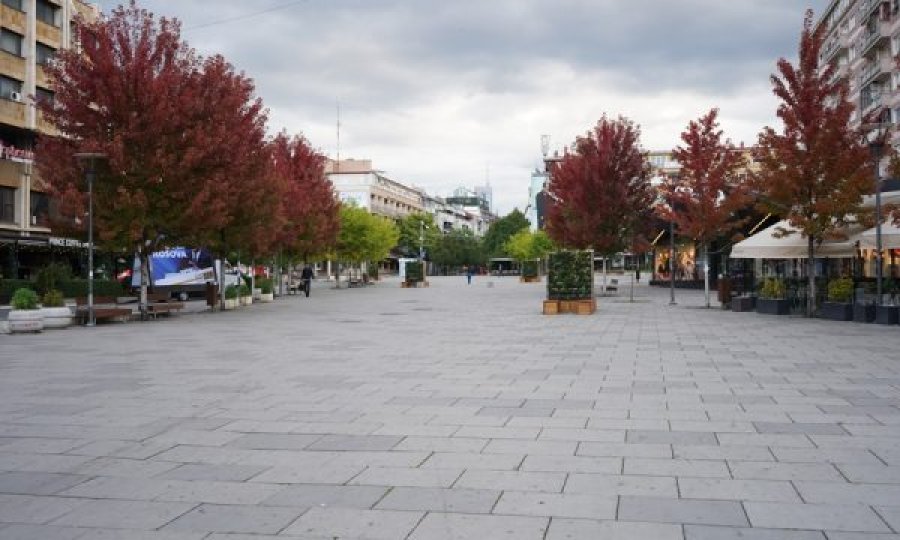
<box><xmin>325</xmin><ymin>159</ymin><xmax>424</xmax><ymax>220</ymax></box>
<box><xmin>526</xmin><ymin>169</ymin><xmax>547</xmax><ymax>230</ymax></box>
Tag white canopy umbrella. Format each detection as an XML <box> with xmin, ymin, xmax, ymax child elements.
<box><xmin>859</xmin><ymin>221</ymin><xmax>900</xmax><ymax>249</ymax></box>
<box><xmin>731</xmin><ymin>221</ymin><xmax>862</xmax><ymax>259</ymax></box>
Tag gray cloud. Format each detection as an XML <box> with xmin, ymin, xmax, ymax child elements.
<box><xmin>99</xmin><ymin>0</ymin><xmax>828</xmax><ymax>213</ymax></box>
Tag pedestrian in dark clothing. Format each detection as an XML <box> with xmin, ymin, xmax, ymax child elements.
<box><xmin>466</xmin><ymin>265</ymin><xmax>474</xmax><ymax>285</ymax></box>
<box><xmin>301</xmin><ymin>265</ymin><xmax>314</xmax><ymax>297</ymax></box>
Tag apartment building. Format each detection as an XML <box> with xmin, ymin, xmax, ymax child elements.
<box><xmin>0</xmin><ymin>0</ymin><xmax>99</xmax><ymax>277</ymax></box>
<box><xmin>325</xmin><ymin>159</ymin><xmax>426</xmax><ymax>220</ymax></box>
<box><xmin>817</xmin><ymin>0</ymin><xmax>900</xmax><ymax>141</ymax></box>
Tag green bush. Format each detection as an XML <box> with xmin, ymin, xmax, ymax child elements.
<box><xmin>42</xmin><ymin>289</ymin><xmax>65</xmax><ymax>307</ymax></box>
<box><xmin>521</xmin><ymin>260</ymin><xmax>539</xmax><ymax>278</ymax></box>
<box><xmin>1</xmin><ymin>279</ymin><xmax>35</xmax><ymax>301</ymax></box>
<box><xmin>405</xmin><ymin>261</ymin><xmax>424</xmax><ymax>283</ymax></box>
<box><xmin>35</xmin><ymin>262</ymin><xmax>72</xmax><ymax>294</ymax></box>
<box><xmin>11</xmin><ymin>288</ymin><xmax>39</xmax><ymax>310</ymax></box>
<box><xmin>827</xmin><ymin>278</ymin><xmax>854</xmax><ymax>303</ymax></box>
<box><xmin>759</xmin><ymin>278</ymin><xmax>786</xmax><ymax>300</ymax></box>
<box><xmin>257</xmin><ymin>278</ymin><xmax>273</xmax><ymax>294</ymax></box>
<box><xmin>547</xmin><ymin>250</ymin><xmax>593</xmax><ymax>300</ymax></box>
<box><xmin>239</xmin><ymin>284</ymin><xmax>251</xmax><ymax>297</ymax></box>
<box><xmin>56</xmin><ymin>280</ymin><xmax>124</xmax><ymax>298</ymax></box>
<box><xmin>224</xmin><ymin>285</ymin><xmax>239</xmax><ymax>299</ymax></box>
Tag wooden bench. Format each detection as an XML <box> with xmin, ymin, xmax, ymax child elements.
<box><xmin>146</xmin><ymin>293</ymin><xmax>185</xmax><ymax>317</ymax></box>
<box><xmin>74</xmin><ymin>296</ymin><xmax>132</xmax><ymax>324</ymax></box>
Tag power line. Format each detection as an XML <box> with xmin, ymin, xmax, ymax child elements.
<box><xmin>184</xmin><ymin>0</ymin><xmax>308</xmax><ymax>31</ymax></box>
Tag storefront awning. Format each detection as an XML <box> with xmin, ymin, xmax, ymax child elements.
<box><xmin>859</xmin><ymin>222</ymin><xmax>900</xmax><ymax>250</ymax></box>
<box><xmin>730</xmin><ymin>221</ymin><xmax>862</xmax><ymax>259</ymax></box>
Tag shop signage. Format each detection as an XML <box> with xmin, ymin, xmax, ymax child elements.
<box><xmin>49</xmin><ymin>237</ymin><xmax>87</xmax><ymax>248</ymax></box>
<box><xmin>0</xmin><ymin>141</ymin><xmax>35</xmax><ymax>164</ymax></box>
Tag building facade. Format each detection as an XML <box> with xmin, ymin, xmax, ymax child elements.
<box><xmin>817</xmin><ymin>0</ymin><xmax>900</xmax><ymax>141</ymax></box>
<box><xmin>325</xmin><ymin>159</ymin><xmax>425</xmax><ymax>220</ymax></box>
<box><xmin>1</xmin><ymin>0</ymin><xmax>100</xmax><ymax>278</ymax></box>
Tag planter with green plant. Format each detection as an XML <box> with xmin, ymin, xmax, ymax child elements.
<box><xmin>403</xmin><ymin>260</ymin><xmax>426</xmax><ymax>288</ymax></box>
<box><xmin>821</xmin><ymin>277</ymin><xmax>853</xmax><ymax>321</ymax></box>
<box><xmin>8</xmin><ymin>288</ymin><xmax>43</xmax><ymax>333</ymax></box>
<box><xmin>520</xmin><ymin>260</ymin><xmax>541</xmax><ymax>283</ymax></box>
<box><xmin>238</xmin><ymin>284</ymin><xmax>252</xmax><ymax>306</ymax></box>
<box><xmin>546</xmin><ymin>250</ymin><xmax>595</xmax><ymax>314</ymax></box>
<box><xmin>223</xmin><ymin>285</ymin><xmax>239</xmax><ymax>310</ymax></box>
<box><xmin>40</xmin><ymin>289</ymin><xmax>72</xmax><ymax>329</ymax></box>
<box><xmin>875</xmin><ymin>278</ymin><xmax>899</xmax><ymax>325</ymax></box>
<box><xmin>756</xmin><ymin>278</ymin><xmax>789</xmax><ymax>315</ymax></box>
<box><xmin>257</xmin><ymin>278</ymin><xmax>274</xmax><ymax>302</ymax></box>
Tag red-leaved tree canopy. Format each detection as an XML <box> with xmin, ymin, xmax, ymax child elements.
<box><xmin>270</xmin><ymin>132</ymin><xmax>340</xmax><ymax>260</ymax></box>
<box><xmin>36</xmin><ymin>1</ymin><xmax>271</xmax><ymax>309</ymax></box>
<box><xmin>754</xmin><ymin>9</ymin><xmax>870</xmax><ymax>316</ymax></box>
<box><xmin>546</xmin><ymin>115</ymin><xmax>654</xmax><ymax>255</ymax></box>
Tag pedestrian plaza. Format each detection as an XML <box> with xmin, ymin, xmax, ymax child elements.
<box><xmin>1</xmin><ymin>276</ymin><xmax>899</xmax><ymax>539</ymax></box>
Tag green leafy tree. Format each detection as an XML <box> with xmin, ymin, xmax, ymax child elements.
<box><xmin>504</xmin><ymin>230</ymin><xmax>554</xmax><ymax>262</ymax></box>
<box><xmin>335</xmin><ymin>205</ymin><xmax>399</xmax><ymax>286</ymax></box>
<box><xmin>397</xmin><ymin>213</ymin><xmax>441</xmax><ymax>258</ymax></box>
<box><xmin>430</xmin><ymin>229</ymin><xmax>486</xmax><ymax>271</ymax></box>
<box><xmin>482</xmin><ymin>209</ymin><xmax>530</xmax><ymax>257</ymax></box>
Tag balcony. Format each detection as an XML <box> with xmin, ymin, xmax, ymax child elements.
<box><xmin>36</xmin><ymin>20</ymin><xmax>62</xmax><ymax>49</ymax></box>
<box><xmin>0</xmin><ymin>5</ymin><xmax>26</xmax><ymax>34</ymax></box>
<box><xmin>0</xmin><ymin>98</ymin><xmax>27</xmax><ymax>129</ymax></box>
<box><xmin>859</xmin><ymin>56</ymin><xmax>892</xmax><ymax>87</ymax></box>
<box><xmin>859</xmin><ymin>0</ymin><xmax>885</xmax><ymax>21</ymax></box>
<box><xmin>822</xmin><ymin>36</ymin><xmax>847</xmax><ymax>64</ymax></box>
<box><xmin>0</xmin><ymin>50</ymin><xmax>26</xmax><ymax>81</ymax></box>
<box><xmin>859</xmin><ymin>26</ymin><xmax>889</xmax><ymax>57</ymax></box>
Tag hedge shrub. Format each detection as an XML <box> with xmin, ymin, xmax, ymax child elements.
<box><xmin>547</xmin><ymin>250</ymin><xmax>593</xmax><ymax>300</ymax></box>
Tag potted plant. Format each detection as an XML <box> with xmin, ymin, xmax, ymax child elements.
<box><xmin>853</xmin><ymin>282</ymin><xmax>875</xmax><ymax>323</ymax></box>
<box><xmin>257</xmin><ymin>278</ymin><xmax>274</xmax><ymax>303</ymax></box>
<box><xmin>223</xmin><ymin>285</ymin><xmax>239</xmax><ymax>310</ymax></box>
<box><xmin>239</xmin><ymin>284</ymin><xmax>252</xmax><ymax>306</ymax></box>
<box><xmin>40</xmin><ymin>289</ymin><xmax>73</xmax><ymax>329</ymax></box>
<box><xmin>8</xmin><ymin>288</ymin><xmax>43</xmax><ymax>333</ymax></box>
<box><xmin>756</xmin><ymin>278</ymin><xmax>789</xmax><ymax>315</ymax></box>
<box><xmin>876</xmin><ymin>278</ymin><xmax>899</xmax><ymax>325</ymax></box>
<box><xmin>821</xmin><ymin>277</ymin><xmax>853</xmax><ymax>321</ymax></box>
<box><xmin>520</xmin><ymin>260</ymin><xmax>541</xmax><ymax>283</ymax></box>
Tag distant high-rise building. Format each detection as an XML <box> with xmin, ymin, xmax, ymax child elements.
<box><xmin>474</xmin><ymin>183</ymin><xmax>492</xmax><ymax>212</ymax></box>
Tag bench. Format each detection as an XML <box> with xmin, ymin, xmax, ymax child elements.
<box><xmin>74</xmin><ymin>296</ymin><xmax>132</xmax><ymax>324</ymax></box>
<box><xmin>145</xmin><ymin>293</ymin><xmax>185</xmax><ymax>317</ymax></box>
<box><xmin>605</xmin><ymin>278</ymin><xmax>619</xmax><ymax>293</ymax></box>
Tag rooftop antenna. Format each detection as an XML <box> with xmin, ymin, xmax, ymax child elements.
<box><xmin>540</xmin><ymin>134</ymin><xmax>550</xmax><ymax>158</ymax></box>
<box><xmin>335</xmin><ymin>100</ymin><xmax>341</xmax><ymax>174</ymax></box>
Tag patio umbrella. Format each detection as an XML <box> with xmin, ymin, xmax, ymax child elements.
<box><xmin>859</xmin><ymin>222</ymin><xmax>900</xmax><ymax>249</ymax></box>
<box><xmin>731</xmin><ymin>221</ymin><xmax>862</xmax><ymax>259</ymax></box>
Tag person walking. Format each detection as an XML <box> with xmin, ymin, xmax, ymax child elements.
<box><xmin>466</xmin><ymin>265</ymin><xmax>474</xmax><ymax>285</ymax></box>
<box><xmin>301</xmin><ymin>265</ymin><xmax>314</xmax><ymax>297</ymax></box>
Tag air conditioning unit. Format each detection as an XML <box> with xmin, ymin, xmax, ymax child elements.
<box><xmin>9</xmin><ymin>92</ymin><xmax>22</xmax><ymax>102</ymax></box>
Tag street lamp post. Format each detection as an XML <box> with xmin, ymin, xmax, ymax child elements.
<box><xmin>74</xmin><ymin>152</ymin><xmax>107</xmax><ymax>327</ymax></box>
<box><xmin>669</xmin><ymin>218</ymin><xmax>676</xmax><ymax>305</ymax></box>
<box><xmin>867</xmin><ymin>117</ymin><xmax>887</xmax><ymax>305</ymax></box>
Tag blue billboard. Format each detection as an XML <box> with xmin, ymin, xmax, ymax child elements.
<box><xmin>131</xmin><ymin>247</ymin><xmax>216</xmax><ymax>287</ymax></box>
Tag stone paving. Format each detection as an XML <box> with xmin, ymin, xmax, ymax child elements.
<box><xmin>0</xmin><ymin>275</ymin><xmax>899</xmax><ymax>539</ymax></box>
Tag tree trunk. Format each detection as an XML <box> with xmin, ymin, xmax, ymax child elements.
<box><xmin>703</xmin><ymin>243</ymin><xmax>710</xmax><ymax>308</ymax></box>
<box><xmin>807</xmin><ymin>236</ymin><xmax>815</xmax><ymax>318</ymax></box>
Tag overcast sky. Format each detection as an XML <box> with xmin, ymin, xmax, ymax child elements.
<box><xmin>100</xmin><ymin>0</ymin><xmax>830</xmax><ymax>214</ymax></box>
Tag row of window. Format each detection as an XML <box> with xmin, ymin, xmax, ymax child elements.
<box><xmin>0</xmin><ymin>187</ymin><xmax>49</xmax><ymax>225</ymax></box>
<box><xmin>0</xmin><ymin>74</ymin><xmax>53</xmax><ymax>102</ymax></box>
<box><xmin>0</xmin><ymin>28</ymin><xmax>56</xmax><ymax>63</ymax></box>
<box><xmin>2</xmin><ymin>0</ymin><xmax>62</xmax><ymax>28</ymax></box>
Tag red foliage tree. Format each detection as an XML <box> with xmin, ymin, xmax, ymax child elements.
<box><xmin>754</xmin><ymin>10</ymin><xmax>870</xmax><ymax>316</ymax></box>
<box><xmin>545</xmin><ymin>115</ymin><xmax>654</xmax><ymax>256</ymax></box>
<box><xmin>270</xmin><ymin>132</ymin><xmax>340</xmax><ymax>260</ymax></box>
<box><xmin>36</xmin><ymin>2</ymin><xmax>271</xmax><ymax>311</ymax></box>
<box><xmin>661</xmin><ymin>108</ymin><xmax>750</xmax><ymax>307</ymax></box>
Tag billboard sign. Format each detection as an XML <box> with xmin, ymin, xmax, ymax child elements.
<box><xmin>131</xmin><ymin>247</ymin><xmax>216</xmax><ymax>287</ymax></box>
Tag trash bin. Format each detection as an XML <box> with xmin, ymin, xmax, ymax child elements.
<box><xmin>717</xmin><ymin>276</ymin><xmax>732</xmax><ymax>307</ymax></box>
<box><xmin>205</xmin><ymin>283</ymin><xmax>218</xmax><ymax>308</ymax></box>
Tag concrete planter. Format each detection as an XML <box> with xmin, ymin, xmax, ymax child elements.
<box><xmin>820</xmin><ymin>302</ymin><xmax>852</xmax><ymax>322</ymax></box>
<box><xmin>40</xmin><ymin>306</ymin><xmax>73</xmax><ymax>329</ymax></box>
<box><xmin>756</xmin><ymin>298</ymin><xmax>789</xmax><ymax>315</ymax></box>
<box><xmin>259</xmin><ymin>292</ymin><xmax>274</xmax><ymax>303</ymax></box>
<box><xmin>252</xmin><ymin>288</ymin><xmax>262</xmax><ymax>300</ymax></box>
<box><xmin>224</xmin><ymin>298</ymin><xmax>239</xmax><ymax>310</ymax></box>
<box><xmin>875</xmin><ymin>305</ymin><xmax>899</xmax><ymax>325</ymax></box>
<box><xmin>239</xmin><ymin>295</ymin><xmax>252</xmax><ymax>306</ymax></box>
<box><xmin>853</xmin><ymin>304</ymin><xmax>875</xmax><ymax>323</ymax></box>
<box><xmin>731</xmin><ymin>296</ymin><xmax>756</xmax><ymax>312</ymax></box>
<box><xmin>8</xmin><ymin>310</ymin><xmax>43</xmax><ymax>333</ymax></box>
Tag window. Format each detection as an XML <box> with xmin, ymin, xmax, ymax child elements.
<box><xmin>35</xmin><ymin>0</ymin><xmax>60</xmax><ymax>27</ymax></box>
<box><xmin>1</xmin><ymin>0</ymin><xmax>23</xmax><ymax>10</ymax></box>
<box><xmin>30</xmin><ymin>191</ymin><xmax>48</xmax><ymax>226</ymax></box>
<box><xmin>0</xmin><ymin>29</ymin><xmax>23</xmax><ymax>57</ymax></box>
<box><xmin>0</xmin><ymin>75</ymin><xmax>22</xmax><ymax>100</ymax></box>
<box><xmin>36</xmin><ymin>42</ymin><xmax>55</xmax><ymax>65</ymax></box>
<box><xmin>35</xmin><ymin>87</ymin><xmax>53</xmax><ymax>104</ymax></box>
<box><xmin>0</xmin><ymin>187</ymin><xmax>15</xmax><ymax>223</ymax></box>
